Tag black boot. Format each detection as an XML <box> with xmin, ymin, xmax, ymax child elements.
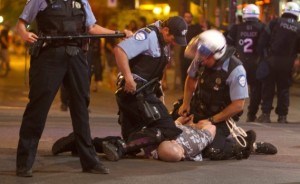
<box><xmin>52</xmin><ymin>133</ymin><xmax>76</xmax><ymax>155</ymax></box>
<box><xmin>103</xmin><ymin>128</ymin><xmax>163</xmax><ymax>161</ymax></box>
<box><xmin>278</xmin><ymin>115</ymin><xmax>288</xmax><ymax>124</ymax></box>
<box><xmin>127</xmin><ymin>127</ymin><xmax>163</xmax><ymax>147</ymax></box>
<box><xmin>254</xmin><ymin>142</ymin><xmax>277</xmax><ymax>154</ymax></box>
<box><xmin>257</xmin><ymin>113</ymin><xmax>271</xmax><ymax>123</ymax></box>
<box><xmin>246</xmin><ymin>114</ymin><xmax>257</xmax><ymax>122</ymax></box>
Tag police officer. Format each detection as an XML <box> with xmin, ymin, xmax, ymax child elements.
<box><xmin>113</xmin><ymin>16</ymin><xmax>187</xmax><ymax>154</ymax></box>
<box><xmin>256</xmin><ymin>2</ymin><xmax>300</xmax><ymax>124</ymax></box>
<box><xmin>179</xmin><ymin>29</ymin><xmax>256</xmax><ymax>160</ymax></box>
<box><xmin>226</xmin><ymin>4</ymin><xmax>265</xmax><ymax>122</ymax></box>
<box><xmin>15</xmin><ymin>0</ymin><xmax>131</xmax><ymax>177</ymax></box>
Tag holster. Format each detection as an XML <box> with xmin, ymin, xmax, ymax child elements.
<box><xmin>29</xmin><ymin>36</ymin><xmax>44</xmax><ymax>58</ymax></box>
<box><xmin>136</xmin><ymin>93</ymin><xmax>161</xmax><ymax>124</ymax></box>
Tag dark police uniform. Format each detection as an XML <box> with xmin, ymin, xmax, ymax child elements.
<box><xmin>227</xmin><ymin>19</ymin><xmax>265</xmax><ymax>121</ymax></box>
<box><xmin>257</xmin><ymin>13</ymin><xmax>300</xmax><ymax>122</ymax></box>
<box><xmin>17</xmin><ymin>0</ymin><xmax>103</xmax><ymax>173</ymax></box>
<box><xmin>116</xmin><ymin>21</ymin><xmax>182</xmax><ymax>143</ymax></box>
<box><xmin>188</xmin><ymin>47</ymin><xmax>249</xmax><ymax>160</ymax></box>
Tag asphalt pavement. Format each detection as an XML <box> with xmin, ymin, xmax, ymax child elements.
<box><xmin>0</xmin><ymin>54</ymin><xmax>300</xmax><ymax>184</ymax></box>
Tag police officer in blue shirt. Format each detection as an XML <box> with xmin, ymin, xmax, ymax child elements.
<box><xmin>15</xmin><ymin>0</ymin><xmax>131</xmax><ymax>177</ymax></box>
<box><xmin>179</xmin><ymin>29</ymin><xmax>256</xmax><ymax>160</ymax></box>
<box><xmin>107</xmin><ymin>16</ymin><xmax>187</xmax><ymax>159</ymax></box>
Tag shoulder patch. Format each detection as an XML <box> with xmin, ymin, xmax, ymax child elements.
<box><xmin>238</xmin><ymin>75</ymin><xmax>246</xmax><ymax>87</ymax></box>
<box><xmin>134</xmin><ymin>30</ymin><xmax>147</xmax><ymax>41</ymax></box>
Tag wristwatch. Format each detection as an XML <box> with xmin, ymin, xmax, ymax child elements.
<box><xmin>208</xmin><ymin>117</ymin><xmax>216</xmax><ymax>124</ymax></box>
<box><xmin>115</xmin><ymin>30</ymin><xmax>121</xmax><ymax>34</ymax></box>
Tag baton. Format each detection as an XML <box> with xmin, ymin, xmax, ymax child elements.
<box><xmin>115</xmin><ymin>77</ymin><xmax>159</xmax><ymax>95</ymax></box>
<box><xmin>37</xmin><ymin>33</ymin><xmax>126</xmax><ymax>40</ymax></box>
<box><xmin>135</xmin><ymin>77</ymin><xmax>159</xmax><ymax>94</ymax></box>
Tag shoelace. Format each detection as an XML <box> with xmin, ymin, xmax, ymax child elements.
<box><xmin>226</xmin><ymin>118</ymin><xmax>247</xmax><ymax>147</ymax></box>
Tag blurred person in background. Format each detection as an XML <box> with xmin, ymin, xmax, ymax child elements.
<box><xmin>256</xmin><ymin>2</ymin><xmax>300</xmax><ymax>124</ymax></box>
<box><xmin>179</xmin><ymin>11</ymin><xmax>202</xmax><ymax>90</ymax></box>
<box><xmin>0</xmin><ymin>24</ymin><xmax>11</xmax><ymax>73</ymax></box>
<box><xmin>104</xmin><ymin>22</ymin><xmax>119</xmax><ymax>91</ymax></box>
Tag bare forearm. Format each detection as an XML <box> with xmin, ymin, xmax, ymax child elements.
<box><xmin>114</xmin><ymin>46</ymin><xmax>133</xmax><ymax>81</ymax></box>
<box><xmin>16</xmin><ymin>19</ymin><xmax>28</xmax><ymax>40</ymax></box>
<box><xmin>211</xmin><ymin>99</ymin><xmax>245</xmax><ymax>123</ymax></box>
<box><xmin>183</xmin><ymin>76</ymin><xmax>197</xmax><ymax>106</ymax></box>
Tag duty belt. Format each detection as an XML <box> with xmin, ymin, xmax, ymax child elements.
<box><xmin>46</xmin><ymin>40</ymin><xmax>82</xmax><ymax>47</ymax></box>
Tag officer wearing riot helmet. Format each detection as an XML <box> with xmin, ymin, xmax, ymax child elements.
<box><xmin>256</xmin><ymin>2</ymin><xmax>300</xmax><ymax>124</ymax></box>
<box><xmin>226</xmin><ymin>4</ymin><xmax>265</xmax><ymax>122</ymax></box>
<box><xmin>15</xmin><ymin>0</ymin><xmax>131</xmax><ymax>177</ymax></box>
<box><xmin>179</xmin><ymin>29</ymin><xmax>256</xmax><ymax>160</ymax></box>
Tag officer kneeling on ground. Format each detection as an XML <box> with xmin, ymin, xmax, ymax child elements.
<box><xmin>176</xmin><ymin>29</ymin><xmax>259</xmax><ymax>160</ymax></box>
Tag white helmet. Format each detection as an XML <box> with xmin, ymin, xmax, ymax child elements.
<box><xmin>197</xmin><ymin>29</ymin><xmax>226</xmax><ymax>60</ymax></box>
<box><xmin>284</xmin><ymin>2</ymin><xmax>300</xmax><ymax>18</ymax></box>
<box><xmin>242</xmin><ymin>4</ymin><xmax>260</xmax><ymax>19</ymax></box>
<box><xmin>184</xmin><ymin>30</ymin><xmax>226</xmax><ymax>60</ymax></box>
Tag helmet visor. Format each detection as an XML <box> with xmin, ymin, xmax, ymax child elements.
<box><xmin>197</xmin><ymin>44</ymin><xmax>213</xmax><ymax>59</ymax></box>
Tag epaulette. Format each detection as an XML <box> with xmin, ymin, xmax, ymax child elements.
<box><xmin>144</xmin><ymin>27</ymin><xmax>152</xmax><ymax>33</ymax></box>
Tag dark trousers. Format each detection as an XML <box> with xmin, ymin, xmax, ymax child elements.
<box><xmin>60</xmin><ymin>84</ymin><xmax>70</xmax><ymax>106</ymax></box>
<box><xmin>202</xmin><ymin>122</ymin><xmax>233</xmax><ymax>158</ymax></box>
<box><xmin>240</xmin><ymin>56</ymin><xmax>262</xmax><ymax>117</ymax></box>
<box><xmin>17</xmin><ymin>46</ymin><xmax>100</xmax><ymax>170</ymax></box>
<box><xmin>116</xmin><ymin>91</ymin><xmax>181</xmax><ymax>141</ymax></box>
<box><xmin>261</xmin><ymin>57</ymin><xmax>294</xmax><ymax>116</ymax></box>
<box><xmin>247</xmin><ymin>80</ymin><xmax>262</xmax><ymax>117</ymax></box>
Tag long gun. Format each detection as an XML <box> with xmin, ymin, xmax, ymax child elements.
<box><xmin>30</xmin><ymin>33</ymin><xmax>126</xmax><ymax>57</ymax></box>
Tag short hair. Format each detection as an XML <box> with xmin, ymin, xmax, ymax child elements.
<box><xmin>157</xmin><ymin>141</ymin><xmax>183</xmax><ymax>162</ymax></box>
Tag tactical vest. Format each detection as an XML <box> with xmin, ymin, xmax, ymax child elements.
<box><xmin>191</xmin><ymin>54</ymin><xmax>242</xmax><ymax>121</ymax></box>
<box><xmin>268</xmin><ymin>17</ymin><xmax>300</xmax><ymax>56</ymax></box>
<box><xmin>36</xmin><ymin>0</ymin><xmax>86</xmax><ymax>36</ymax></box>
<box><xmin>129</xmin><ymin>26</ymin><xmax>168</xmax><ymax>81</ymax></box>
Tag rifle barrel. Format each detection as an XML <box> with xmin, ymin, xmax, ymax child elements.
<box><xmin>38</xmin><ymin>33</ymin><xmax>126</xmax><ymax>40</ymax></box>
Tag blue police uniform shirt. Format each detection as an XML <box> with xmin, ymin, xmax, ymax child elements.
<box><xmin>19</xmin><ymin>0</ymin><xmax>96</xmax><ymax>27</ymax></box>
<box><xmin>117</xmin><ymin>21</ymin><xmax>167</xmax><ymax>60</ymax></box>
<box><xmin>187</xmin><ymin>58</ymin><xmax>249</xmax><ymax>101</ymax></box>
